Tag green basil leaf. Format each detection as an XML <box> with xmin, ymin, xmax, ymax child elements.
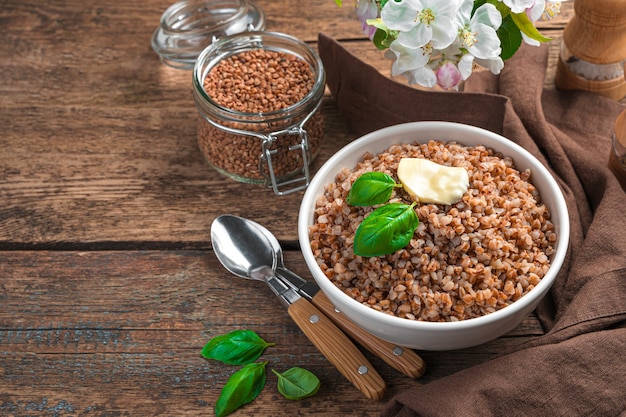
<box><xmin>354</xmin><ymin>203</ymin><xmax>419</xmax><ymax>257</ymax></box>
<box><xmin>272</xmin><ymin>367</ymin><xmax>321</xmax><ymax>400</ymax></box>
<box><xmin>497</xmin><ymin>15</ymin><xmax>523</xmax><ymax>60</ymax></box>
<box><xmin>201</xmin><ymin>329</ymin><xmax>275</xmax><ymax>365</ymax></box>
<box><xmin>347</xmin><ymin>172</ymin><xmax>398</xmax><ymax>206</ymax></box>
<box><xmin>215</xmin><ymin>361</ymin><xmax>268</xmax><ymax>417</ymax></box>
<box><xmin>511</xmin><ymin>11</ymin><xmax>551</xmax><ymax>43</ymax></box>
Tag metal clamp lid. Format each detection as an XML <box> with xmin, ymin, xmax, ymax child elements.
<box><xmin>199</xmin><ymin>99</ymin><xmax>321</xmax><ymax>196</ymax></box>
<box><xmin>260</xmin><ymin>125</ymin><xmax>312</xmax><ymax>196</ymax></box>
<box><xmin>151</xmin><ymin>0</ymin><xmax>265</xmax><ymax>69</ymax></box>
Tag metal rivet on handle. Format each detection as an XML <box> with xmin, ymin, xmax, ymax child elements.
<box><xmin>309</xmin><ymin>314</ymin><xmax>320</xmax><ymax>324</ymax></box>
<box><xmin>357</xmin><ymin>365</ymin><xmax>369</xmax><ymax>375</ymax></box>
<box><xmin>393</xmin><ymin>346</ymin><xmax>404</xmax><ymax>356</ymax></box>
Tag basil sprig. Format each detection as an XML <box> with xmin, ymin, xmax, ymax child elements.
<box><xmin>215</xmin><ymin>361</ymin><xmax>268</xmax><ymax>417</ymax></box>
<box><xmin>347</xmin><ymin>172</ymin><xmax>400</xmax><ymax>206</ymax></box>
<box><xmin>272</xmin><ymin>367</ymin><xmax>321</xmax><ymax>400</ymax></box>
<box><xmin>354</xmin><ymin>202</ymin><xmax>418</xmax><ymax>257</ymax></box>
<box><xmin>201</xmin><ymin>329</ymin><xmax>275</xmax><ymax>365</ymax></box>
<box><xmin>347</xmin><ymin>172</ymin><xmax>419</xmax><ymax>257</ymax></box>
<box><xmin>202</xmin><ymin>330</ymin><xmax>320</xmax><ymax>415</ymax></box>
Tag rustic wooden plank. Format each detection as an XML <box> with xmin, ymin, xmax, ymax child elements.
<box><xmin>0</xmin><ymin>250</ymin><xmax>544</xmax><ymax>336</ymax></box>
<box><xmin>0</xmin><ymin>250</ymin><xmax>544</xmax><ymax>415</ymax></box>
<box><xmin>0</xmin><ymin>96</ymin><xmax>358</xmax><ymax>246</ymax></box>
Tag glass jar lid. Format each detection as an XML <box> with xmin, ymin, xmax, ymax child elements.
<box><xmin>152</xmin><ymin>0</ymin><xmax>265</xmax><ymax>69</ymax></box>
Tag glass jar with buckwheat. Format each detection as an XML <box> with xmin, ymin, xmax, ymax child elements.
<box><xmin>192</xmin><ymin>31</ymin><xmax>325</xmax><ymax>195</ymax></box>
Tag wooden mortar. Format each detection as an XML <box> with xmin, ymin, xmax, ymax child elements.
<box><xmin>556</xmin><ymin>0</ymin><xmax>626</xmax><ymax>100</ymax></box>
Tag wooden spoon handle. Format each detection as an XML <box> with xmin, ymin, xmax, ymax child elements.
<box><xmin>287</xmin><ymin>297</ymin><xmax>386</xmax><ymax>400</ymax></box>
<box><xmin>312</xmin><ymin>291</ymin><xmax>426</xmax><ymax>379</ymax></box>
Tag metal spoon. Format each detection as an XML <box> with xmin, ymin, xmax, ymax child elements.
<box><xmin>210</xmin><ymin>214</ymin><xmax>386</xmax><ymax>400</ymax></box>
<box><xmin>246</xmin><ymin>217</ymin><xmax>426</xmax><ymax>379</ymax></box>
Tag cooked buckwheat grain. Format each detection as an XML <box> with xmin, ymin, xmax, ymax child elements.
<box><xmin>309</xmin><ymin>141</ymin><xmax>556</xmax><ymax>322</ymax></box>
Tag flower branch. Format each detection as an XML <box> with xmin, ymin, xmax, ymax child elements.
<box><xmin>336</xmin><ymin>0</ymin><xmax>561</xmax><ymax>90</ymax></box>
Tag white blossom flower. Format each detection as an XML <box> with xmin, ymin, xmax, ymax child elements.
<box><xmin>338</xmin><ymin>0</ymin><xmax>558</xmax><ymax>88</ymax></box>
<box><xmin>426</xmin><ymin>42</ymin><xmax>464</xmax><ymax>88</ymax></box>
<box><xmin>385</xmin><ymin>40</ymin><xmax>438</xmax><ymax>87</ymax></box>
<box><xmin>522</xmin><ymin>0</ymin><xmax>546</xmax><ymax>46</ymax></box>
<box><xmin>498</xmin><ymin>0</ymin><xmax>536</xmax><ymax>14</ymax></box>
<box><xmin>387</xmin><ymin>39</ymin><xmax>432</xmax><ymax>75</ymax></box>
<box><xmin>355</xmin><ymin>0</ymin><xmax>379</xmax><ymax>39</ymax></box>
<box><xmin>381</xmin><ymin>0</ymin><xmax>462</xmax><ymax>49</ymax></box>
<box><xmin>409</xmin><ymin>66</ymin><xmax>438</xmax><ymax>87</ymax></box>
<box><xmin>457</xmin><ymin>0</ymin><xmax>502</xmax><ymax>60</ymax></box>
<box><xmin>543</xmin><ymin>1</ymin><xmax>562</xmax><ymax>20</ymax></box>
<box><xmin>458</xmin><ymin>52</ymin><xmax>504</xmax><ymax>79</ymax></box>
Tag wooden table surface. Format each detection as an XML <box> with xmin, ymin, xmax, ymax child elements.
<box><xmin>0</xmin><ymin>1</ymin><xmax>588</xmax><ymax>416</ymax></box>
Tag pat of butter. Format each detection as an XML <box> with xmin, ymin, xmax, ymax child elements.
<box><xmin>397</xmin><ymin>158</ymin><xmax>469</xmax><ymax>205</ymax></box>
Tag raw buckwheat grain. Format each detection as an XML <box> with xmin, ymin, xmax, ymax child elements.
<box><xmin>198</xmin><ymin>49</ymin><xmax>323</xmax><ymax>181</ymax></box>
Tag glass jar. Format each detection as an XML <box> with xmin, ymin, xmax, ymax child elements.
<box><xmin>192</xmin><ymin>31</ymin><xmax>325</xmax><ymax>195</ymax></box>
<box><xmin>152</xmin><ymin>0</ymin><xmax>266</xmax><ymax>69</ymax></box>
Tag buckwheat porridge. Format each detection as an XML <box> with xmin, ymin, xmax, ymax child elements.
<box><xmin>309</xmin><ymin>140</ymin><xmax>557</xmax><ymax>322</ymax></box>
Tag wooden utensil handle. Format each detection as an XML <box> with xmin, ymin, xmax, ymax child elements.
<box><xmin>287</xmin><ymin>297</ymin><xmax>386</xmax><ymax>400</ymax></box>
<box><xmin>312</xmin><ymin>291</ymin><xmax>426</xmax><ymax>379</ymax></box>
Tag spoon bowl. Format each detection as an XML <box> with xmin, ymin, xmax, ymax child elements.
<box><xmin>210</xmin><ymin>215</ymin><xmax>277</xmax><ymax>281</ymax></box>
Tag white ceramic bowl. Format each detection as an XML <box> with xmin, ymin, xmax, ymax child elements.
<box><xmin>298</xmin><ymin>122</ymin><xmax>569</xmax><ymax>350</ymax></box>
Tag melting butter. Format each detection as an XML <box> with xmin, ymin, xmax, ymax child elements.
<box><xmin>397</xmin><ymin>158</ymin><xmax>469</xmax><ymax>205</ymax></box>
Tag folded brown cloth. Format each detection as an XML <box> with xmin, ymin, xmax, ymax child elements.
<box><xmin>318</xmin><ymin>33</ymin><xmax>626</xmax><ymax>416</ymax></box>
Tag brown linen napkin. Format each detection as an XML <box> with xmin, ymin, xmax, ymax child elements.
<box><xmin>318</xmin><ymin>33</ymin><xmax>626</xmax><ymax>416</ymax></box>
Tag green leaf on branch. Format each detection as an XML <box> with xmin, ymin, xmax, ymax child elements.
<box><xmin>511</xmin><ymin>12</ymin><xmax>551</xmax><ymax>43</ymax></box>
<box><xmin>372</xmin><ymin>29</ymin><xmax>390</xmax><ymax>50</ymax></box>
<box><xmin>366</xmin><ymin>18</ymin><xmax>396</xmax><ymax>50</ymax></box>
<box><xmin>215</xmin><ymin>361</ymin><xmax>268</xmax><ymax>417</ymax></box>
<box><xmin>201</xmin><ymin>329</ymin><xmax>275</xmax><ymax>365</ymax></box>
<box><xmin>354</xmin><ymin>202</ymin><xmax>419</xmax><ymax>257</ymax></box>
<box><xmin>497</xmin><ymin>15</ymin><xmax>523</xmax><ymax>60</ymax></box>
<box><xmin>272</xmin><ymin>367</ymin><xmax>321</xmax><ymax>400</ymax></box>
<box><xmin>347</xmin><ymin>172</ymin><xmax>399</xmax><ymax>206</ymax></box>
